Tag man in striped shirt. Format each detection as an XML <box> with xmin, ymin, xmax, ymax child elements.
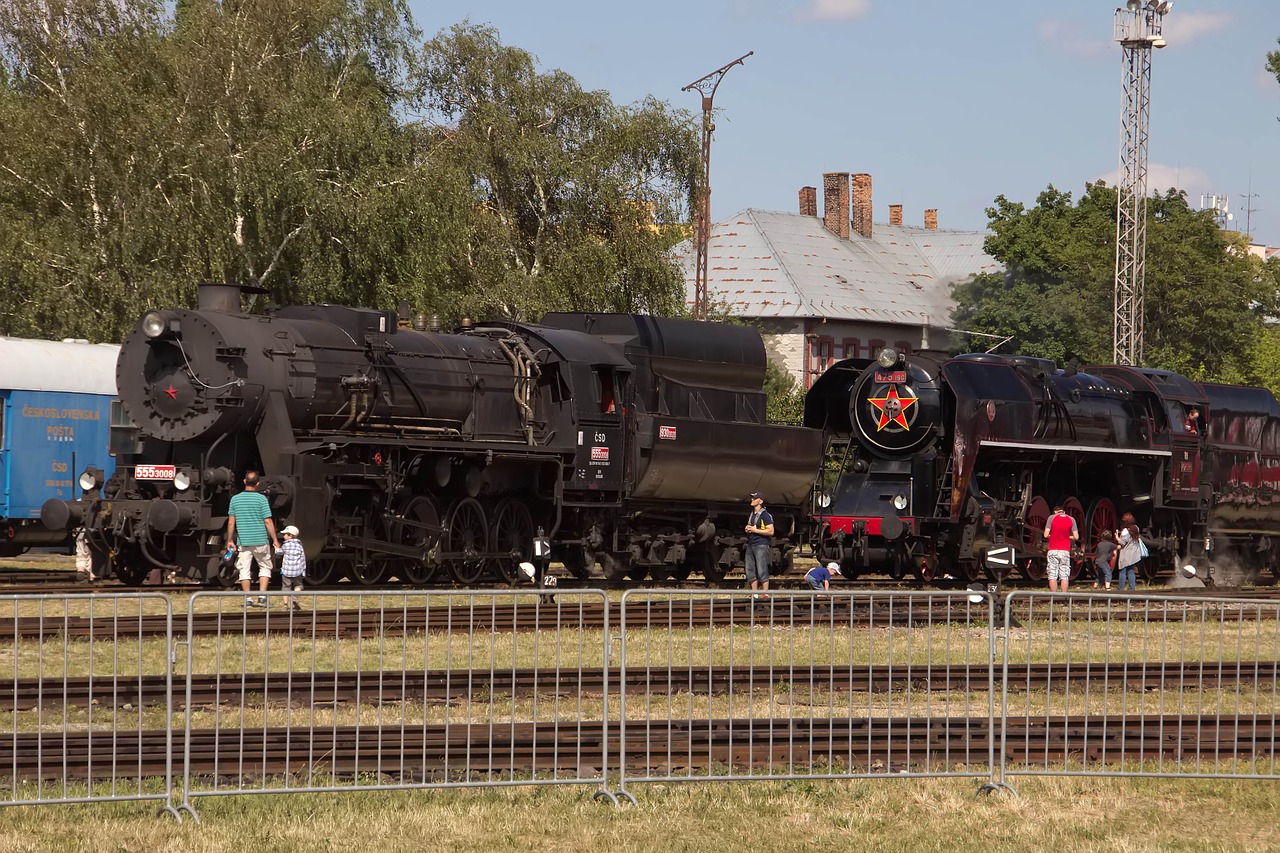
<box><xmin>226</xmin><ymin>471</ymin><xmax>280</xmax><ymax>607</ymax></box>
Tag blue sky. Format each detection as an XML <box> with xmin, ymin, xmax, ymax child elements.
<box><xmin>407</xmin><ymin>1</ymin><xmax>1280</xmax><ymax>244</ymax></box>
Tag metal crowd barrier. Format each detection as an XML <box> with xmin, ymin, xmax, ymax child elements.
<box><xmin>998</xmin><ymin>591</ymin><xmax>1280</xmax><ymax>792</ymax></box>
<box><xmin>613</xmin><ymin>589</ymin><xmax>999</xmax><ymax>801</ymax></box>
<box><xmin>176</xmin><ymin>589</ymin><xmax>615</xmax><ymax>821</ymax></box>
<box><xmin>0</xmin><ymin>593</ymin><xmax>179</xmax><ymax>818</ymax></box>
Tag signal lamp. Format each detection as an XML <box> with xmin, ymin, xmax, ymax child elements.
<box><xmin>173</xmin><ymin>470</ymin><xmax>192</xmax><ymax>491</ymax></box>
<box><xmin>892</xmin><ymin>494</ymin><xmax>908</xmax><ymax>510</ymax></box>
<box><xmin>78</xmin><ymin>471</ymin><xmax>98</xmax><ymax>491</ymax></box>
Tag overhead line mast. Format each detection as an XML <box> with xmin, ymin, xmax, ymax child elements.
<box><xmin>683</xmin><ymin>51</ymin><xmax>752</xmax><ymax>321</ymax></box>
<box><xmin>1112</xmin><ymin>0</ymin><xmax>1171</xmax><ymax>366</ymax></box>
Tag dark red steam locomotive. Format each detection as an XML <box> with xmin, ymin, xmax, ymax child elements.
<box><xmin>805</xmin><ymin>347</ymin><xmax>1280</xmax><ymax>584</ymax></box>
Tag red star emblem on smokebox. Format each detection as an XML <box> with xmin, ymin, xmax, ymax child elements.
<box><xmin>165</xmin><ymin>384</ymin><xmax>178</xmax><ymax>399</ymax></box>
<box><xmin>867</xmin><ymin>385</ymin><xmax>917</xmax><ymax>431</ymax></box>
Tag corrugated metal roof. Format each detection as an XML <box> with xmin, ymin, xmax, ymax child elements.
<box><xmin>0</xmin><ymin>337</ymin><xmax>119</xmax><ymax>395</ymax></box>
<box><xmin>676</xmin><ymin>210</ymin><xmax>1000</xmax><ymax>324</ymax></box>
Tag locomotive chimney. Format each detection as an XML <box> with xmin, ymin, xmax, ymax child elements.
<box><xmin>197</xmin><ymin>282</ymin><xmax>242</xmax><ymax>313</ymax></box>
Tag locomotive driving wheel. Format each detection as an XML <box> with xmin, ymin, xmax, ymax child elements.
<box><xmin>1084</xmin><ymin>497</ymin><xmax>1117</xmax><ymax>550</ymax></box>
<box><xmin>1062</xmin><ymin>496</ymin><xmax>1086</xmax><ymax>581</ymax></box>
<box><xmin>397</xmin><ymin>497</ymin><xmax>442</xmax><ymax>585</ymax></box>
<box><xmin>490</xmin><ymin>497</ymin><xmax>534</xmax><ymax>584</ymax></box>
<box><xmin>1022</xmin><ymin>496</ymin><xmax>1049</xmax><ymax>580</ymax></box>
<box><xmin>444</xmin><ymin>498</ymin><xmax>490</xmax><ymax>584</ymax></box>
<box><xmin>307</xmin><ymin>557</ymin><xmax>340</xmax><ymax>586</ymax></box>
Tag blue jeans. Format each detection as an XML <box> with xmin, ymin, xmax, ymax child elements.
<box><xmin>1094</xmin><ymin>562</ymin><xmax>1113</xmax><ymax>586</ymax></box>
<box><xmin>744</xmin><ymin>542</ymin><xmax>770</xmax><ymax>583</ymax></box>
<box><xmin>1117</xmin><ymin>565</ymin><xmax>1137</xmax><ymax>590</ymax></box>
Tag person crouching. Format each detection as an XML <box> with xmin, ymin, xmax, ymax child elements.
<box><xmin>277</xmin><ymin>525</ymin><xmax>307</xmax><ymax>610</ymax></box>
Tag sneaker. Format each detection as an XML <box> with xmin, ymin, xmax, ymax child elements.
<box><xmin>290</xmin><ymin>600</ymin><xmax>303</xmax><ymax>611</ymax></box>
<box><xmin>258</xmin><ymin>596</ymin><xmax>268</xmax><ymax>607</ymax></box>
<box><xmin>244</xmin><ymin>597</ymin><xmax>256</xmax><ymax>608</ymax></box>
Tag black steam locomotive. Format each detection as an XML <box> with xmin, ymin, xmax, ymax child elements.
<box><xmin>43</xmin><ymin>285</ymin><xmax>823</xmax><ymax>586</ymax></box>
<box><xmin>806</xmin><ymin>347</ymin><xmax>1280</xmax><ymax>584</ymax></box>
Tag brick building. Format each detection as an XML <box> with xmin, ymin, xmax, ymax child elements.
<box><xmin>674</xmin><ymin>171</ymin><xmax>1001</xmax><ymax>388</ymax></box>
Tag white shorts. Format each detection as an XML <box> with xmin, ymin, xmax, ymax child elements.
<box><xmin>74</xmin><ymin>531</ymin><xmax>91</xmax><ymax>573</ymax></box>
<box><xmin>236</xmin><ymin>544</ymin><xmax>274</xmax><ymax>581</ymax></box>
<box><xmin>1046</xmin><ymin>550</ymin><xmax>1071</xmax><ymax>581</ymax></box>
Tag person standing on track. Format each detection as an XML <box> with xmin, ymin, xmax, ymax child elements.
<box><xmin>745</xmin><ymin>492</ymin><xmax>774</xmax><ymax>604</ymax></box>
<box><xmin>225</xmin><ymin>471</ymin><xmax>280</xmax><ymax>608</ymax></box>
<box><xmin>276</xmin><ymin>525</ymin><xmax>307</xmax><ymax>610</ymax></box>
<box><xmin>1115</xmin><ymin>512</ymin><xmax>1143</xmax><ymax>591</ymax></box>
<box><xmin>1042</xmin><ymin>503</ymin><xmax>1079</xmax><ymax>593</ymax></box>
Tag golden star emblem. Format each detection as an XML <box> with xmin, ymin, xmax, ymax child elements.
<box><xmin>867</xmin><ymin>385</ymin><xmax>917</xmax><ymax>431</ymax></box>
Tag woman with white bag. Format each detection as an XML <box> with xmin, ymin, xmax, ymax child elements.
<box><xmin>1114</xmin><ymin>512</ymin><xmax>1145</xmax><ymax>591</ymax></box>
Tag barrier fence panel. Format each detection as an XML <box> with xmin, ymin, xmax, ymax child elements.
<box><xmin>999</xmin><ymin>591</ymin><xmax>1280</xmax><ymax>787</ymax></box>
<box><xmin>0</xmin><ymin>593</ymin><xmax>178</xmax><ymax>817</ymax></box>
<box><xmin>178</xmin><ymin>589</ymin><xmax>614</xmax><ymax>820</ymax></box>
<box><xmin>615</xmin><ymin>590</ymin><xmax>997</xmax><ymax>800</ymax></box>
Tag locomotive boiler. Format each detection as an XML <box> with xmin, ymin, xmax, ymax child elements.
<box><xmin>42</xmin><ymin>285</ymin><xmax>824</xmax><ymax>586</ymax></box>
<box><xmin>806</xmin><ymin>345</ymin><xmax>1280</xmax><ymax>584</ymax></box>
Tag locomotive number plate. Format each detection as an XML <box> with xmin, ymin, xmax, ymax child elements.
<box><xmin>874</xmin><ymin>370</ymin><xmax>907</xmax><ymax>383</ymax></box>
<box><xmin>135</xmin><ymin>464</ymin><xmax>176</xmax><ymax>481</ymax></box>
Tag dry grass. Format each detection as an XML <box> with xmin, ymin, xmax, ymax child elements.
<box><xmin>0</xmin><ymin>774</ymin><xmax>1277</xmax><ymax>852</ymax></box>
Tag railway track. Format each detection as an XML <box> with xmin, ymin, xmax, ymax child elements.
<box><xmin>2</xmin><ymin>660</ymin><xmax>1274</xmax><ymax>711</ymax></box>
<box><xmin>0</xmin><ymin>715</ymin><xmax>1274</xmax><ymax>782</ymax></box>
<box><xmin>6</xmin><ymin>596</ymin><xmax>1271</xmax><ymax>640</ymax></box>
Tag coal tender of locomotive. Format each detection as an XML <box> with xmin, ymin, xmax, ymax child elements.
<box><xmin>807</xmin><ymin>346</ymin><xmax>1280</xmax><ymax>584</ymax></box>
<box><xmin>44</xmin><ymin>284</ymin><xmax>823</xmax><ymax>586</ymax></box>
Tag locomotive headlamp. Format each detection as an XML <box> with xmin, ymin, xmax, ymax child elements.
<box><xmin>78</xmin><ymin>470</ymin><xmax>98</xmax><ymax>491</ymax></box>
<box><xmin>141</xmin><ymin>311</ymin><xmax>166</xmax><ymax>339</ymax></box>
<box><xmin>173</xmin><ymin>470</ymin><xmax>192</xmax><ymax>491</ymax></box>
<box><xmin>892</xmin><ymin>494</ymin><xmax>908</xmax><ymax>510</ymax></box>
<box><xmin>876</xmin><ymin>347</ymin><xmax>900</xmax><ymax>369</ymax></box>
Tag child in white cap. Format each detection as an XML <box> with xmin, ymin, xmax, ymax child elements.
<box><xmin>805</xmin><ymin>561</ymin><xmax>841</xmax><ymax>592</ymax></box>
<box><xmin>276</xmin><ymin>525</ymin><xmax>307</xmax><ymax>610</ymax></box>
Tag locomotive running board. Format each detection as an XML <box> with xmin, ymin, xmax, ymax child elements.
<box><xmin>979</xmin><ymin>440</ymin><xmax>1172</xmax><ymax>457</ymax></box>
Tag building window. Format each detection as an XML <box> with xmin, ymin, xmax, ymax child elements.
<box><xmin>841</xmin><ymin>338</ymin><xmax>860</xmax><ymax>361</ymax></box>
<box><xmin>807</xmin><ymin>336</ymin><xmax>834</xmax><ymax>388</ymax></box>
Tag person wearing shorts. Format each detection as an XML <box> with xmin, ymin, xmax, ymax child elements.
<box><xmin>1042</xmin><ymin>503</ymin><xmax>1079</xmax><ymax>593</ymax></box>
<box><xmin>277</xmin><ymin>525</ymin><xmax>307</xmax><ymax>610</ymax></box>
<box><xmin>744</xmin><ymin>492</ymin><xmax>774</xmax><ymax>603</ymax></box>
<box><xmin>225</xmin><ymin>471</ymin><xmax>279</xmax><ymax>607</ymax></box>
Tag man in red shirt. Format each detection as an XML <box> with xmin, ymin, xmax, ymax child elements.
<box><xmin>1042</xmin><ymin>503</ymin><xmax>1079</xmax><ymax>593</ymax></box>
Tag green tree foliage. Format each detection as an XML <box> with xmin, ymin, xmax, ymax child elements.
<box><xmin>762</xmin><ymin>358</ymin><xmax>805</xmax><ymax>424</ymax></box>
<box><xmin>413</xmin><ymin>23</ymin><xmax>699</xmax><ymax>321</ymax></box>
<box><xmin>951</xmin><ymin>182</ymin><xmax>1275</xmax><ymax>382</ymax></box>
<box><xmin>0</xmin><ymin>6</ymin><xmax>697</xmax><ymax>341</ymax></box>
<box><xmin>1268</xmin><ymin>37</ymin><xmax>1280</xmax><ymax>90</ymax></box>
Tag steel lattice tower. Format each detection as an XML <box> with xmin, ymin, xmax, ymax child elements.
<box><xmin>1112</xmin><ymin>2</ymin><xmax>1170</xmax><ymax>365</ymax></box>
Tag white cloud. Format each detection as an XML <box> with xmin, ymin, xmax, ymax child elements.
<box><xmin>1038</xmin><ymin>19</ymin><xmax>1109</xmax><ymax>59</ymax></box>
<box><xmin>1161</xmin><ymin>11</ymin><xmax>1233</xmax><ymax>47</ymax></box>
<box><xmin>1096</xmin><ymin>163</ymin><xmax>1213</xmax><ymax>197</ymax></box>
<box><xmin>794</xmin><ymin>0</ymin><xmax>872</xmax><ymax>23</ymax></box>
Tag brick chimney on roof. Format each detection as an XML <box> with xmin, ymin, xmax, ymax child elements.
<box><xmin>888</xmin><ymin>204</ymin><xmax>903</xmax><ymax>227</ymax></box>
<box><xmin>799</xmin><ymin>186</ymin><xmax>817</xmax><ymax>217</ymax></box>
<box><xmin>822</xmin><ymin>172</ymin><xmax>850</xmax><ymax>239</ymax></box>
<box><xmin>924</xmin><ymin>208</ymin><xmax>938</xmax><ymax>230</ymax></box>
<box><xmin>852</xmin><ymin>173</ymin><xmax>872</xmax><ymax>239</ymax></box>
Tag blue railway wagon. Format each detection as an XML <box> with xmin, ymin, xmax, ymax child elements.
<box><xmin>0</xmin><ymin>337</ymin><xmax>119</xmax><ymax>556</ymax></box>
